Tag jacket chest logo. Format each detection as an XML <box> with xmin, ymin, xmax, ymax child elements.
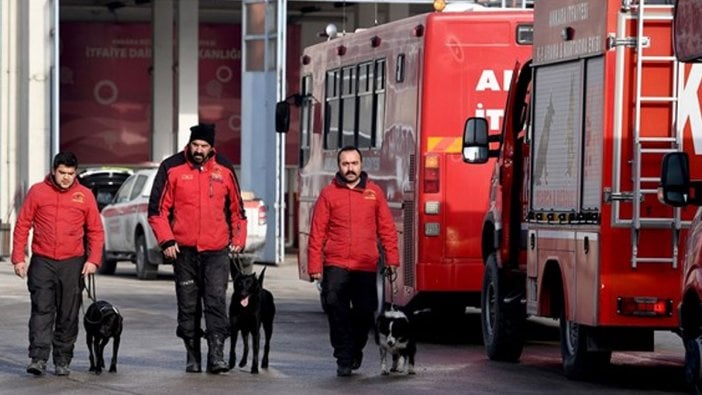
<box><xmin>363</xmin><ymin>190</ymin><xmax>376</xmax><ymax>200</ymax></box>
<box><xmin>181</xmin><ymin>174</ymin><xmax>194</xmax><ymax>181</ymax></box>
<box><xmin>210</xmin><ymin>168</ymin><xmax>224</xmax><ymax>183</ymax></box>
<box><xmin>71</xmin><ymin>192</ymin><xmax>85</xmax><ymax>204</ymax></box>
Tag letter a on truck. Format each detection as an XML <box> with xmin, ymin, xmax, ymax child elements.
<box><xmin>463</xmin><ymin>0</ymin><xmax>696</xmax><ymax>381</ymax></box>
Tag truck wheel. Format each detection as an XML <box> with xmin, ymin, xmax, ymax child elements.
<box><xmin>481</xmin><ymin>253</ymin><xmax>525</xmax><ymax>362</ymax></box>
<box><xmin>98</xmin><ymin>258</ymin><xmax>117</xmax><ymax>275</ymax></box>
<box><xmin>560</xmin><ymin>301</ymin><xmax>611</xmax><ymax>380</ymax></box>
<box><xmin>685</xmin><ymin>336</ymin><xmax>702</xmax><ymax>394</ymax></box>
<box><xmin>135</xmin><ymin>233</ymin><xmax>158</xmax><ymax>280</ymax></box>
<box><xmin>98</xmin><ymin>246</ymin><xmax>117</xmax><ymax>275</ymax></box>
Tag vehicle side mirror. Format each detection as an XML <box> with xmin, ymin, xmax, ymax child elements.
<box><xmin>658</xmin><ymin>152</ymin><xmax>690</xmax><ymax>207</ymax></box>
<box><xmin>462</xmin><ymin>117</ymin><xmax>489</xmax><ymax>164</ymax></box>
<box><xmin>275</xmin><ymin>101</ymin><xmax>290</xmax><ymax>134</ymax></box>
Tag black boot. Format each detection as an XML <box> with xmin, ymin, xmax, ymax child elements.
<box><xmin>184</xmin><ymin>337</ymin><xmax>202</xmax><ymax>373</ymax></box>
<box><xmin>207</xmin><ymin>336</ymin><xmax>229</xmax><ymax>374</ymax></box>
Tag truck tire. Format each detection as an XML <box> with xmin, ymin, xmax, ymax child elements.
<box><xmin>135</xmin><ymin>233</ymin><xmax>158</xmax><ymax>280</ymax></box>
<box><xmin>560</xmin><ymin>301</ymin><xmax>611</xmax><ymax>380</ymax></box>
<box><xmin>98</xmin><ymin>246</ymin><xmax>118</xmax><ymax>275</ymax></box>
<box><xmin>98</xmin><ymin>258</ymin><xmax>117</xmax><ymax>275</ymax></box>
<box><xmin>481</xmin><ymin>253</ymin><xmax>525</xmax><ymax>362</ymax></box>
<box><xmin>685</xmin><ymin>336</ymin><xmax>702</xmax><ymax>394</ymax></box>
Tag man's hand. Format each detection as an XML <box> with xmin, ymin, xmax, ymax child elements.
<box><xmin>164</xmin><ymin>243</ymin><xmax>180</xmax><ymax>260</ymax></box>
<box><xmin>310</xmin><ymin>273</ymin><xmax>321</xmax><ymax>281</ymax></box>
<box><xmin>14</xmin><ymin>262</ymin><xmax>27</xmax><ymax>279</ymax></box>
<box><xmin>229</xmin><ymin>244</ymin><xmax>243</xmax><ymax>254</ymax></box>
<box><xmin>82</xmin><ymin>262</ymin><xmax>98</xmax><ymax>276</ymax></box>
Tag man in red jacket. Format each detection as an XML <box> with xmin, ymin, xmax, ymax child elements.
<box><xmin>308</xmin><ymin>146</ymin><xmax>399</xmax><ymax>377</ymax></box>
<box><xmin>148</xmin><ymin>123</ymin><xmax>247</xmax><ymax>374</ymax></box>
<box><xmin>12</xmin><ymin>151</ymin><xmax>104</xmax><ymax>377</ymax></box>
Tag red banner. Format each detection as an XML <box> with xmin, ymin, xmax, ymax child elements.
<box><xmin>60</xmin><ymin>22</ymin><xmax>301</xmax><ymax>165</ymax></box>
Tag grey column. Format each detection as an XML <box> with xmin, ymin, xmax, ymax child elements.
<box><xmin>241</xmin><ymin>0</ymin><xmax>281</xmax><ymax>263</ymax></box>
<box><xmin>152</xmin><ymin>0</ymin><xmax>175</xmax><ymax>161</ymax></box>
<box><xmin>176</xmin><ymin>0</ymin><xmax>199</xmax><ymax>148</ymax></box>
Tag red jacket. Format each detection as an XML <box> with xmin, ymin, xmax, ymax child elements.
<box><xmin>148</xmin><ymin>148</ymin><xmax>247</xmax><ymax>252</ymax></box>
<box><xmin>12</xmin><ymin>175</ymin><xmax>104</xmax><ymax>265</ymax></box>
<box><xmin>308</xmin><ymin>172</ymin><xmax>399</xmax><ymax>275</ymax></box>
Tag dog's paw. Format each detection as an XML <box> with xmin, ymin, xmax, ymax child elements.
<box><xmin>238</xmin><ymin>360</ymin><xmax>247</xmax><ymax>368</ymax></box>
<box><xmin>251</xmin><ymin>366</ymin><xmax>259</xmax><ymax>374</ymax></box>
<box><xmin>381</xmin><ymin>369</ymin><xmax>390</xmax><ymax>376</ymax></box>
<box><xmin>109</xmin><ymin>366</ymin><xmax>117</xmax><ymax>373</ymax></box>
<box><xmin>407</xmin><ymin>369</ymin><xmax>416</xmax><ymax>375</ymax></box>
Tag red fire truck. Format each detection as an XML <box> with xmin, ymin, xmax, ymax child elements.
<box><xmin>278</xmin><ymin>8</ymin><xmax>533</xmax><ymax>312</ymax></box>
<box><xmin>659</xmin><ymin>0</ymin><xmax>702</xmax><ymax>391</ymax></box>
<box><xmin>463</xmin><ymin>0</ymin><xmax>695</xmax><ymax>380</ymax></box>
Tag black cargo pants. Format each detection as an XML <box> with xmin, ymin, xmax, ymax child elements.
<box><xmin>26</xmin><ymin>255</ymin><xmax>84</xmax><ymax>364</ymax></box>
<box><xmin>321</xmin><ymin>266</ymin><xmax>377</xmax><ymax>368</ymax></box>
<box><xmin>174</xmin><ymin>247</ymin><xmax>229</xmax><ymax>340</ymax></box>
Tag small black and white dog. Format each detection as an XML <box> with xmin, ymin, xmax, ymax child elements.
<box><xmin>84</xmin><ymin>300</ymin><xmax>123</xmax><ymax>374</ymax></box>
<box><xmin>229</xmin><ymin>267</ymin><xmax>276</xmax><ymax>374</ymax></box>
<box><xmin>375</xmin><ymin>309</ymin><xmax>416</xmax><ymax>375</ymax></box>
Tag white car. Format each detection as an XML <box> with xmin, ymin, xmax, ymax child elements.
<box><xmin>100</xmin><ymin>167</ymin><xmax>267</xmax><ymax>279</ymax></box>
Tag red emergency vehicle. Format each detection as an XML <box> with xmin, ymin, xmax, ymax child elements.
<box><xmin>279</xmin><ymin>8</ymin><xmax>533</xmax><ymax>312</ymax></box>
<box><xmin>659</xmin><ymin>0</ymin><xmax>702</xmax><ymax>391</ymax></box>
<box><xmin>463</xmin><ymin>0</ymin><xmax>694</xmax><ymax>380</ymax></box>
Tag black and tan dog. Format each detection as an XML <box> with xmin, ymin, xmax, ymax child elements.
<box><xmin>84</xmin><ymin>300</ymin><xmax>123</xmax><ymax>374</ymax></box>
<box><xmin>229</xmin><ymin>267</ymin><xmax>275</xmax><ymax>374</ymax></box>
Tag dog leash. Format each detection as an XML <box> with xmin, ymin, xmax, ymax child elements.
<box><xmin>229</xmin><ymin>251</ymin><xmax>245</xmax><ymax>279</ymax></box>
<box><xmin>84</xmin><ymin>273</ymin><xmax>97</xmax><ymax>303</ymax></box>
<box><xmin>383</xmin><ymin>267</ymin><xmax>398</xmax><ymax>311</ymax></box>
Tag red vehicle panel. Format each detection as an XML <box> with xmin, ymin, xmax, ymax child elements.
<box><xmin>293</xmin><ymin>9</ymin><xmax>533</xmax><ymax>311</ymax></box>
<box><xmin>464</xmin><ymin>0</ymin><xmax>700</xmax><ymax>380</ymax></box>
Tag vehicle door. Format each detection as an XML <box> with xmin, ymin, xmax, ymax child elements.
<box><xmin>123</xmin><ymin>173</ymin><xmax>149</xmax><ymax>251</ymax></box>
<box><xmin>103</xmin><ymin>175</ymin><xmax>136</xmax><ymax>251</ymax></box>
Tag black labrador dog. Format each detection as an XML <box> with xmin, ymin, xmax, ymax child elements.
<box><xmin>229</xmin><ymin>267</ymin><xmax>275</xmax><ymax>374</ymax></box>
<box><xmin>84</xmin><ymin>300</ymin><xmax>123</xmax><ymax>374</ymax></box>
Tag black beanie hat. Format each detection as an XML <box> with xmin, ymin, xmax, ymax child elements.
<box><xmin>189</xmin><ymin>123</ymin><xmax>215</xmax><ymax>146</ymax></box>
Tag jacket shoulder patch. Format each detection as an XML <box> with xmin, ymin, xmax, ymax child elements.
<box><xmin>72</xmin><ymin>192</ymin><xmax>85</xmax><ymax>204</ymax></box>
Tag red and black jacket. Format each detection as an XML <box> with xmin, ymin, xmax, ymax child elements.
<box><xmin>308</xmin><ymin>172</ymin><xmax>399</xmax><ymax>275</ymax></box>
<box><xmin>148</xmin><ymin>147</ymin><xmax>247</xmax><ymax>252</ymax></box>
<box><xmin>12</xmin><ymin>175</ymin><xmax>104</xmax><ymax>265</ymax></box>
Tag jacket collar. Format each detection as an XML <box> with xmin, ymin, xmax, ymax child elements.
<box><xmin>334</xmin><ymin>171</ymin><xmax>368</xmax><ymax>190</ymax></box>
<box><xmin>44</xmin><ymin>174</ymin><xmax>77</xmax><ymax>193</ymax></box>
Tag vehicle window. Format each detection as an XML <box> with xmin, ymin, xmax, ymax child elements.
<box><xmin>325</xmin><ymin>69</ymin><xmax>341</xmax><ymax>149</ymax></box>
<box><xmin>114</xmin><ymin>176</ymin><xmax>136</xmax><ymax>204</ymax></box>
<box><xmin>130</xmin><ymin>175</ymin><xmax>148</xmax><ymax>201</ymax></box>
<box><xmin>144</xmin><ymin>173</ymin><xmax>156</xmax><ymax>197</ymax></box>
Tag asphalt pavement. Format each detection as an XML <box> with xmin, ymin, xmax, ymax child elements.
<box><xmin>0</xmin><ymin>254</ymin><xmax>689</xmax><ymax>395</ymax></box>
